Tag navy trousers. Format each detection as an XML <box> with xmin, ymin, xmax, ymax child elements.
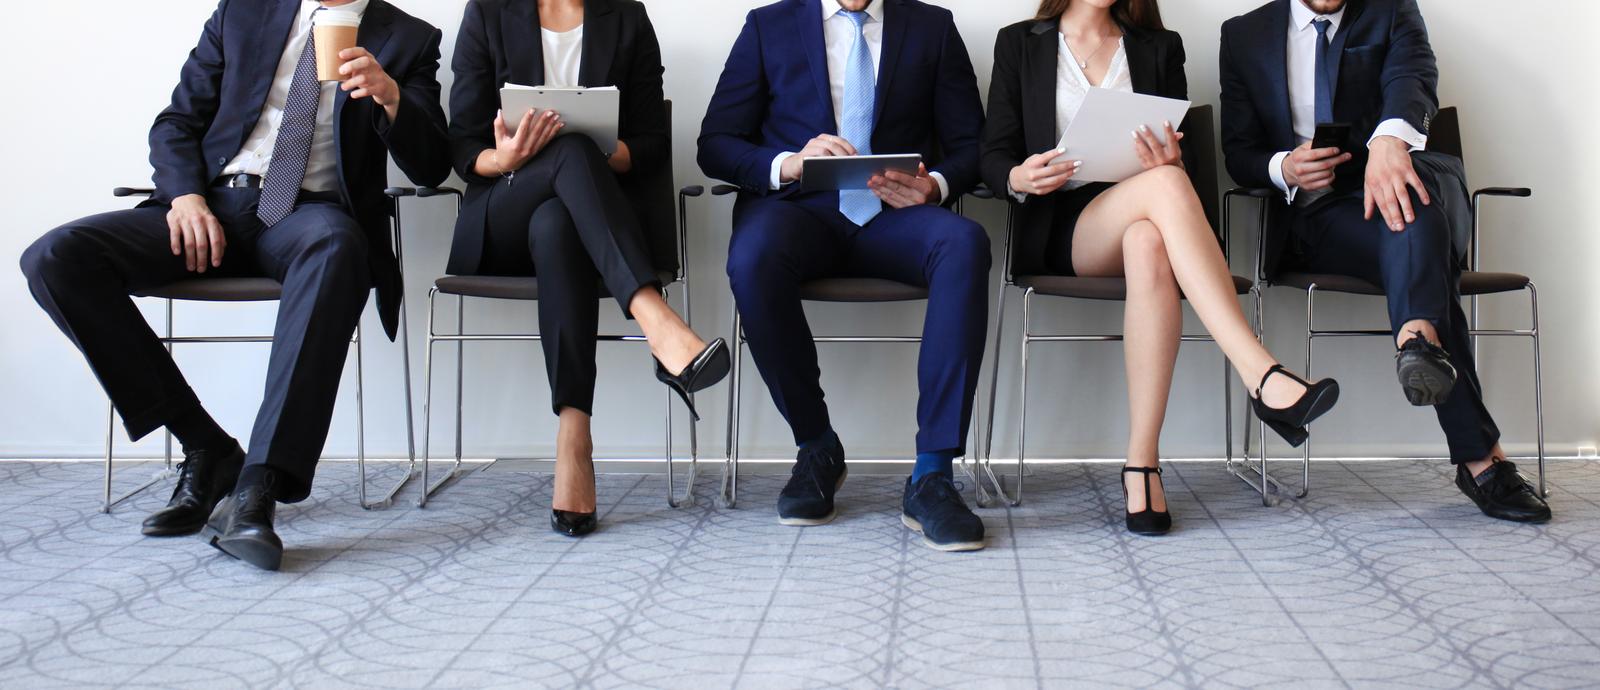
<box><xmin>20</xmin><ymin>187</ymin><xmax>371</xmax><ymax>502</ymax></box>
<box><xmin>1290</xmin><ymin>190</ymin><xmax>1500</xmax><ymax>463</ymax></box>
<box><xmin>726</xmin><ymin>193</ymin><xmax>990</xmax><ymax>454</ymax></box>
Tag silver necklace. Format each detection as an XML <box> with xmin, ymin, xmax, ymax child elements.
<box><xmin>1066</xmin><ymin>31</ymin><xmax>1119</xmax><ymax>70</ymax></box>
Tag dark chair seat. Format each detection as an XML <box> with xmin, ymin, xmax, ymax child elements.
<box><xmin>135</xmin><ymin>277</ymin><xmax>284</xmax><ymax>302</ymax></box>
<box><xmin>1016</xmin><ymin>274</ymin><xmax>1253</xmax><ymax>301</ymax></box>
<box><xmin>434</xmin><ymin>271</ymin><xmax>678</xmax><ymax>301</ymax></box>
<box><xmin>799</xmin><ymin>278</ymin><xmax>929</xmax><ymax>303</ymax></box>
<box><xmin>1276</xmin><ymin>270</ymin><xmax>1530</xmax><ymax>297</ymax></box>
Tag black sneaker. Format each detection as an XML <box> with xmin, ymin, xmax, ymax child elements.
<box><xmin>777</xmin><ymin>434</ymin><xmax>846</xmax><ymax>526</ymax></box>
<box><xmin>1395</xmin><ymin>333</ymin><xmax>1457</xmax><ymax>406</ymax></box>
<box><xmin>901</xmin><ymin>474</ymin><xmax>985</xmax><ymax>552</ymax></box>
<box><xmin>1455</xmin><ymin>460</ymin><xmax>1551</xmax><ymax>523</ymax></box>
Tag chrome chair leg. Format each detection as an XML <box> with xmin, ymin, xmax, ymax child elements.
<box><xmin>721</xmin><ymin>306</ymin><xmax>744</xmax><ymax>508</ymax></box>
<box><xmin>999</xmin><ymin>288</ymin><xmax>1034</xmax><ymax>508</ymax></box>
<box><xmin>1529</xmin><ymin>283</ymin><xmax>1547</xmax><ymax>497</ymax></box>
<box><xmin>353</xmin><ymin>323</ymin><xmax>367</xmax><ymax>505</ymax></box>
<box><xmin>418</xmin><ymin>288</ymin><xmax>441</xmax><ymax>508</ymax></box>
<box><xmin>976</xmin><ymin>285</ymin><xmax>1010</xmax><ymax>509</ymax></box>
<box><xmin>422</xmin><ymin>294</ymin><xmax>468</xmax><ymax>504</ymax></box>
<box><xmin>359</xmin><ymin>287</ymin><xmax>420</xmax><ymax>510</ymax></box>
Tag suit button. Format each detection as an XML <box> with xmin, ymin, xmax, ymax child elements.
<box><xmin>218</xmin><ymin>156</ymin><xmax>228</xmax><ymax>165</ymax></box>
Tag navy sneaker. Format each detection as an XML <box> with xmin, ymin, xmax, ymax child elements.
<box><xmin>901</xmin><ymin>474</ymin><xmax>985</xmax><ymax>552</ymax></box>
<box><xmin>777</xmin><ymin>435</ymin><xmax>847</xmax><ymax>526</ymax></box>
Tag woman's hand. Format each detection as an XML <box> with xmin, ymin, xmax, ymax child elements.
<box><xmin>489</xmin><ymin>109</ymin><xmax>564</xmax><ymax>175</ymax></box>
<box><xmin>608</xmin><ymin>140</ymin><xmax>632</xmax><ymax>174</ymax></box>
<box><xmin>1133</xmin><ymin>121</ymin><xmax>1184</xmax><ymax>170</ymax></box>
<box><xmin>1007</xmin><ymin>149</ymin><xmax>1081</xmax><ymax>197</ymax></box>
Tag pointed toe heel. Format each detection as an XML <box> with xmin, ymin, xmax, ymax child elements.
<box><xmin>551</xmin><ymin>509</ymin><xmax>598</xmax><ymax>537</ymax></box>
<box><xmin>655</xmin><ymin>338</ymin><xmax>731</xmax><ymax>421</ymax></box>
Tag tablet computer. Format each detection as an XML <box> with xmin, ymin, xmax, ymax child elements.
<box><xmin>800</xmin><ymin>154</ymin><xmax>923</xmax><ymax>192</ymax></box>
<box><xmin>500</xmin><ymin>84</ymin><xmax>620</xmax><ymax>156</ymax></box>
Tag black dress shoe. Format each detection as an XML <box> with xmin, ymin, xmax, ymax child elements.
<box><xmin>141</xmin><ymin>443</ymin><xmax>245</xmax><ymax>537</ymax></box>
<box><xmin>551</xmin><ymin>509</ymin><xmax>597</xmax><ymax>537</ymax></box>
<box><xmin>901</xmin><ymin>474</ymin><xmax>985</xmax><ymax>551</ymax></box>
<box><xmin>1395</xmin><ymin>332</ymin><xmax>1457</xmax><ymax>406</ymax></box>
<box><xmin>654</xmin><ymin>339</ymin><xmax>731</xmax><ymax>421</ymax></box>
<box><xmin>1249</xmin><ymin>365</ymin><xmax>1340</xmax><ymax>447</ymax></box>
<box><xmin>777</xmin><ymin>434</ymin><xmax>846</xmax><ymax>526</ymax></box>
<box><xmin>1121</xmin><ymin>466</ymin><xmax>1172</xmax><ymax>536</ymax></box>
<box><xmin>1456</xmin><ymin>460</ymin><xmax>1551</xmax><ymax>523</ymax></box>
<box><xmin>201</xmin><ymin>470</ymin><xmax>284</xmax><ymax>571</ymax></box>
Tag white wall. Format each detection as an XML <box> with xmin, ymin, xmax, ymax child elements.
<box><xmin>1</xmin><ymin>0</ymin><xmax>1595</xmax><ymax>463</ymax></box>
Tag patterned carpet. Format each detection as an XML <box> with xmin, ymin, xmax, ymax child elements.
<box><xmin>1</xmin><ymin>458</ymin><xmax>1598</xmax><ymax>689</ymax></box>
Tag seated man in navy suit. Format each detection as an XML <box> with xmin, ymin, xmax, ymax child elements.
<box><xmin>19</xmin><ymin>0</ymin><xmax>451</xmax><ymax>570</ymax></box>
<box><xmin>699</xmin><ymin>0</ymin><xmax>990</xmax><ymax>551</ymax></box>
<box><xmin>1220</xmin><ymin>0</ymin><xmax>1548</xmax><ymax>522</ymax></box>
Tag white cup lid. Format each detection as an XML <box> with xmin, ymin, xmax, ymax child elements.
<box><xmin>316</xmin><ymin>11</ymin><xmax>361</xmax><ymax>28</ymax></box>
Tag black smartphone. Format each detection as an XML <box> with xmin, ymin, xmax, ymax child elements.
<box><xmin>1312</xmin><ymin>123</ymin><xmax>1351</xmax><ymax>150</ymax></box>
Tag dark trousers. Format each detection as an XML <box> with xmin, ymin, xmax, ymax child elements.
<box><xmin>19</xmin><ymin>187</ymin><xmax>371</xmax><ymax>502</ymax></box>
<box><xmin>1291</xmin><ymin>191</ymin><xmax>1500</xmax><ymax>463</ymax></box>
<box><xmin>469</xmin><ymin>135</ymin><xmax>659</xmax><ymax>416</ymax></box>
<box><xmin>726</xmin><ymin>193</ymin><xmax>991</xmax><ymax>454</ymax></box>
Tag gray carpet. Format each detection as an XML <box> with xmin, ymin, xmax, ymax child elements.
<box><xmin>1</xmin><ymin>459</ymin><xmax>1598</xmax><ymax>689</ymax></box>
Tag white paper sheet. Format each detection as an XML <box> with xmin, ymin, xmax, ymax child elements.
<box><xmin>1051</xmin><ymin>88</ymin><xmax>1192</xmax><ymax>183</ymax></box>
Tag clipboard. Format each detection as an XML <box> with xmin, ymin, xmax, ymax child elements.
<box><xmin>1051</xmin><ymin>88</ymin><xmax>1191</xmax><ymax>183</ymax></box>
<box><xmin>799</xmin><ymin>154</ymin><xmax>923</xmax><ymax>192</ymax></box>
<box><xmin>500</xmin><ymin>84</ymin><xmax>620</xmax><ymax>156</ymax></box>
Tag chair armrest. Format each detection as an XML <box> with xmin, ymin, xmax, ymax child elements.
<box><xmin>679</xmin><ymin>185</ymin><xmax>705</xmax><ymax>198</ymax></box>
<box><xmin>384</xmin><ymin>187</ymin><xmax>417</xmax><ymax>198</ymax></box>
<box><xmin>1474</xmin><ymin>187</ymin><xmax>1532</xmax><ymax>200</ymax></box>
<box><xmin>967</xmin><ymin>184</ymin><xmax>995</xmax><ymax>201</ymax></box>
<box><xmin>1467</xmin><ymin>188</ymin><xmax>1532</xmax><ymax>272</ymax></box>
<box><xmin>1223</xmin><ymin>187</ymin><xmax>1276</xmax><ymax>282</ymax></box>
<box><xmin>416</xmin><ymin>186</ymin><xmax>463</xmax><ymax>199</ymax></box>
<box><xmin>112</xmin><ymin>187</ymin><xmax>156</xmax><ymax>198</ymax></box>
<box><xmin>711</xmin><ymin>184</ymin><xmax>739</xmax><ymax>196</ymax></box>
<box><xmin>1225</xmin><ymin>187</ymin><xmax>1277</xmax><ymax>200</ymax></box>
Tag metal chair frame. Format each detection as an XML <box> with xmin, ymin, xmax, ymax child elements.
<box><xmin>100</xmin><ymin>186</ymin><xmax>419</xmax><ymax>513</ymax></box>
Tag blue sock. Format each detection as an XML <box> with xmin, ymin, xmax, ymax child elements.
<box><xmin>912</xmin><ymin>449</ymin><xmax>958</xmax><ymax>481</ymax></box>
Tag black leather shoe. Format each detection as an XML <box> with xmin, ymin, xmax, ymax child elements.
<box><xmin>201</xmin><ymin>471</ymin><xmax>284</xmax><ymax>571</ymax></box>
<box><xmin>141</xmin><ymin>443</ymin><xmax>244</xmax><ymax>537</ymax></box>
<box><xmin>1121</xmin><ymin>466</ymin><xmax>1172</xmax><ymax>536</ymax></box>
<box><xmin>1395</xmin><ymin>332</ymin><xmax>1457</xmax><ymax>406</ymax></box>
<box><xmin>1249</xmin><ymin>365</ymin><xmax>1340</xmax><ymax>447</ymax></box>
<box><xmin>1456</xmin><ymin>460</ymin><xmax>1551</xmax><ymax>523</ymax></box>
<box><xmin>551</xmin><ymin>509</ymin><xmax>597</xmax><ymax>537</ymax></box>
<box><xmin>654</xmin><ymin>339</ymin><xmax>731</xmax><ymax>421</ymax></box>
<box><xmin>777</xmin><ymin>434</ymin><xmax>846</xmax><ymax>526</ymax></box>
<box><xmin>901</xmin><ymin>474</ymin><xmax>985</xmax><ymax>552</ymax></box>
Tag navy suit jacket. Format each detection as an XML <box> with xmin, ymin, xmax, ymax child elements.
<box><xmin>148</xmin><ymin>0</ymin><xmax>451</xmax><ymax>338</ymax></box>
<box><xmin>696</xmin><ymin>0</ymin><xmax>985</xmax><ymax>203</ymax></box>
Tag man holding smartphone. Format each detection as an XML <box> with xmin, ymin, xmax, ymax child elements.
<box><xmin>1219</xmin><ymin>0</ymin><xmax>1549</xmax><ymax>522</ymax></box>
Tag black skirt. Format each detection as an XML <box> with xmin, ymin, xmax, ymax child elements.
<box><xmin>1043</xmin><ymin>182</ymin><xmax>1114</xmax><ymax>276</ymax></box>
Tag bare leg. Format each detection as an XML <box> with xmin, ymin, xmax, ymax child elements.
<box><xmin>627</xmin><ymin>287</ymin><xmax>708</xmax><ymax>376</ymax></box>
<box><xmin>1396</xmin><ymin>318</ymin><xmax>1441</xmax><ymax>348</ymax></box>
<box><xmin>1116</xmin><ymin>221</ymin><xmax>1178</xmax><ymax>513</ymax></box>
<box><xmin>552</xmin><ymin>406</ymin><xmax>596</xmax><ymax>513</ymax></box>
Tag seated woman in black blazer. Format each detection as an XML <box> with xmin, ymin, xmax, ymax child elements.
<box><xmin>980</xmin><ymin>0</ymin><xmax>1338</xmax><ymax>535</ymax></box>
<box><xmin>448</xmin><ymin>0</ymin><xmax>728</xmax><ymax>537</ymax></box>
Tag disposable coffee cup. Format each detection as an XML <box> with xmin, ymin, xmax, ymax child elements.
<box><xmin>313</xmin><ymin>12</ymin><xmax>362</xmax><ymax>82</ymax></box>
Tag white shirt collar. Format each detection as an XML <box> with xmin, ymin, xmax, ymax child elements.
<box><xmin>822</xmin><ymin>0</ymin><xmax>883</xmax><ymax>24</ymax></box>
<box><xmin>310</xmin><ymin>0</ymin><xmax>370</xmax><ymax>19</ymax></box>
<box><xmin>1290</xmin><ymin>0</ymin><xmax>1345</xmax><ymax>33</ymax></box>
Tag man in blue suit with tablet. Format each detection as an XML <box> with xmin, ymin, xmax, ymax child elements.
<box><xmin>699</xmin><ymin>0</ymin><xmax>990</xmax><ymax>550</ymax></box>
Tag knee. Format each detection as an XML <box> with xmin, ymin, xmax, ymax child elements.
<box><xmin>529</xmin><ymin>200</ymin><xmax>576</xmax><ymax>245</ymax></box>
<box><xmin>20</xmin><ymin>227</ymin><xmax>85</xmax><ymax>287</ymax></box>
<box><xmin>725</xmin><ymin>228</ymin><xmax>786</xmax><ymax>295</ymax></box>
<box><xmin>929</xmin><ymin>216</ymin><xmax>992</xmax><ymax>274</ymax></box>
<box><xmin>1139</xmin><ymin>164</ymin><xmax>1192</xmax><ymax>195</ymax></box>
<box><xmin>306</xmin><ymin>224</ymin><xmax>370</xmax><ymax>272</ymax></box>
<box><xmin>545</xmin><ymin>134</ymin><xmax>605</xmax><ymax>167</ymax></box>
<box><xmin>1122</xmin><ymin>222</ymin><xmax>1175</xmax><ymax>285</ymax></box>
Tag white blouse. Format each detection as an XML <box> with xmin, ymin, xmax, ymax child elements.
<box><xmin>1055</xmin><ymin>33</ymin><xmax>1132</xmax><ymax>191</ymax></box>
<box><xmin>541</xmin><ymin>25</ymin><xmax>584</xmax><ymax>87</ymax></box>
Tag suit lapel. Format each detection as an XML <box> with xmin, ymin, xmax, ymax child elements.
<box><xmin>506</xmin><ymin>0</ymin><xmax>544</xmax><ymax>86</ymax></box>
<box><xmin>335</xmin><ymin>0</ymin><xmax>395</xmax><ymax>121</ymax></box>
<box><xmin>240</xmin><ymin>0</ymin><xmax>300</xmax><ymax>150</ymax></box>
<box><xmin>1266</xmin><ymin>0</ymin><xmax>1294</xmax><ymax>148</ymax></box>
<box><xmin>872</xmin><ymin>0</ymin><xmax>906</xmax><ymax>128</ymax></box>
<box><xmin>1025</xmin><ymin>21</ymin><xmax>1056</xmax><ymax>153</ymax></box>
<box><xmin>798</xmin><ymin>0</ymin><xmax>834</xmax><ymax>131</ymax></box>
<box><xmin>1327</xmin><ymin>0</ymin><xmax>1364</xmax><ymax>106</ymax></box>
<box><xmin>1123</xmin><ymin>29</ymin><xmax>1157</xmax><ymax>96</ymax></box>
<box><xmin>579</xmin><ymin>0</ymin><xmax>618</xmax><ymax>86</ymax></box>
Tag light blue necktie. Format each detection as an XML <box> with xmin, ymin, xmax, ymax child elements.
<box><xmin>1312</xmin><ymin>18</ymin><xmax>1335</xmax><ymax>125</ymax></box>
<box><xmin>838</xmin><ymin>9</ymin><xmax>879</xmax><ymax>227</ymax></box>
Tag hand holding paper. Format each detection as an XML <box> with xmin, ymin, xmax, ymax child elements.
<box><xmin>1050</xmin><ymin>88</ymin><xmax>1191</xmax><ymax>183</ymax></box>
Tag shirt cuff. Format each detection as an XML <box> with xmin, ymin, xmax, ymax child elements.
<box><xmin>769</xmin><ymin>152</ymin><xmax>796</xmax><ymax>191</ymax></box>
<box><xmin>1005</xmin><ymin>181</ymin><xmax>1029</xmax><ymax>204</ymax></box>
<box><xmin>1268</xmin><ymin>150</ymin><xmax>1298</xmax><ymax>204</ymax></box>
<box><xmin>1368</xmin><ymin>118</ymin><xmax>1427</xmax><ymax>152</ymax></box>
<box><xmin>928</xmin><ymin>171</ymin><xmax>949</xmax><ymax>205</ymax></box>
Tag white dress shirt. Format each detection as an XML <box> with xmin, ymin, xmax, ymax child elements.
<box><xmin>541</xmin><ymin>25</ymin><xmax>583</xmax><ymax>88</ymax></box>
<box><xmin>1008</xmin><ymin>34</ymin><xmax>1131</xmax><ymax>202</ymax></box>
<box><xmin>223</xmin><ymin>0</ymin><xmax>369</xmax><ymax>193</ymax></box>
<box><xmin>768</xmin><ymin>0</ymin><xmax>949</xmax><ymax>203</ymax></box>
<box><xmin>1269</xmin><ymin>0</ymin><xmax>1426</xmax><ymax>203</ymax></box>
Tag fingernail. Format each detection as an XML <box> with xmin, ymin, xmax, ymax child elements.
<box><xmin>1163</xmin><ymin>121</ymin><xmax>1171</xmax><ymax>128</ymax></box>
<box><xmin>1140</xmin><ymin>124</ymin><xmax>1150</xmax><ymax>132</ymax></box>
<box><xmin>1073</xmin><ymin>161</ymin><xmax>1083</xmax><ymax>167</ymax></box>
<box><xmin>1132</xmin><ymin>131</ymin><xmax>1140</xmax><ymax>139</ymax></box>
<box><xmin>1055</xmin><ymin>148</ymin><xmax>1066</xmax><ymax>154</ymax></box>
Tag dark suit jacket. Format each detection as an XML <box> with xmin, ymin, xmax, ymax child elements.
<box><xmin>696</xmin><ymin>0</ymin><xmax>985</xmax><ymax>203</ymax></box>
<box><xmin>446</xmin><ymin>0</ymin><xmax>671</xmax><ymax>276</ymax></box>
<box><xmin>1219</xmin><ymin>0</ymin><xmax>1460</xmax><ymax>276</ymax></box>
<box><xmin>980</xmin><ymin>18</ymin><xmax>1193</xmax><ymax>276</ymax></box>
<box><xmin>148</xmin><ymin>0</ymin><xmax>451</xmax><ymax>339</ymax></box>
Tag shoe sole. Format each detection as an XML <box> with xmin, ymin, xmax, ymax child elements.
<box><xmin>141</xmin><ymin>521</ymin><xmax>205</xmax><ymax>537</ymax></box>
<box><xmin>900</xmin><ymin>514</ymin><xmax>985</xmax><ymax>552</ymax></box>
<box><xmin>208</xmin><ymin>533</ymin><xmax>283</xmax><ymax>571</ymax></box>
<box><xmin>1397</xmin><ymin>358</ymin><xmax>1455</xmax><ymax>406</ymax></box>
<box><xmin>777</xmin><ymin>467</ymin><xmax>848</xmax><ymax>527</ymax></box>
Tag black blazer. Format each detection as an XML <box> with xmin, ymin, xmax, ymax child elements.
<box><xmin>148</xmin><ymin>0</ymin><xmax>452</xmax><ymax>339</ymax></box>
<box><xmin>446</xmin><ymin>0</ymin><xmax>670</xmax><ymax>276</ymax></box>
<box><xmin>980</xmin><ymin>18</ymin><xmax>1192</xmax><ymax>276</ymax></box>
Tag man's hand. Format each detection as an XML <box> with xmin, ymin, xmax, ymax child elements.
<box><xmin>1133</xmin><ymin>121</ymin><xmax>1185</xmax><ymax>170</ymax></box>
<box><xmin>1364</xmin><ymin>135</ymin><xmax>1431</xmax><ymax>231</ymax></box>
<box><xmin>779</xmin><ymin>134</ymin><xmax>857</xmax><ymax>183</ymax></box>
<box><xmin>492</xmin><ymin>109</ymin><xmax>563</xmax><ymax>173</ymax></box>
<box><xmin>608</xmin><ymin>140</ymin><xmax>632</xmax><ymax>174</ymax></box>
<box><xmin>1008</xmin><ymin>149</ymin><xmax>1080</xmax><ymax>197</ymax></box>
<box><xmin>868</xmin><ymin>164</ymin><xmax>940</xmax><ymax>208</ymax></box>
<box><xmin>167</xmin><ymin>194</ymin><xmax>225</xmax><ymax>273</ymax></box>
<box><xmin>1281</xmin><ymin>141</ymin><xmax>1353</xmax><ymax>192</ymax></box>
<box><xmin>338</xmin><ymin>47</ymin><xmax>400</xmax><ymax>121</ymax></box>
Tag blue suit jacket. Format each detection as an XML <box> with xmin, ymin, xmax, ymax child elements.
<box><xmin>696</xmin><ymin>0</ymin><xmax>984</xmax><ymax>202</ymax></box>
<box><xmin>147</xmin><ymin>0</ymin><xmax>451</xmax><ymax>338</ymax></box>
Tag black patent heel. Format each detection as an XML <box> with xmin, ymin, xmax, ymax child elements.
<box><xmin>1121</xmin><ymin>466</ymin><xmax>1172</xmax><ymax>536</ymax></box>
<box><xmin>1249</xmin><ymin>364</ymin><xmax>1340</xmax><ymax>448</ymax></box>
<box><xmin>654</xmin><ymin>338</ymin><xmax>731</xmax><ymax>421</ymax></box>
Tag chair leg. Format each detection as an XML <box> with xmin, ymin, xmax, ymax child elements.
<box><xmin>1003</xmin><ymin>288</ymin><xmax>1034</xmax><ymax>508</ymax></box>
<box><xmin>1529</xmin><ymin>283</ymin><xmax>1547</xmax><ymax>497</ymax></box>
<box><xmin>975</xmin><ymin>285</ymin><xmax>1010</xmax><ymax>509</ymax></box>
<box><xmin>1300</xmin><ymin>287</ymin><xmax>1314</xmax><ymax>499</ymax></box>
<box><xmin>1223</xmin><ymin>354</ymin><xmax>1234</xmax><ymax>466</ymax></box>
<box><xmin>353</xmin><ymin>324</ymin><xmax>368</xmax><ymax>505</ymax></box>
<box><xmin>360</xmin><ymin>286</ymin><xmax>419</xmax><ymax>510</ymax></box>
<box><xmin>423</xmin><ymin>294</ymin><xmax>468</xmax><ymax>504</ymax></box>
<box><xmin>418</xmin><ymin>288</ymin><xmax>440</xmax><ymax>508</ymax></box>
<box><xmin>103</xmin><ymin>402</ymin><xmax>115</xmax><ymax>514</ymax></box>
<box><xmin>722</xmin><ymin>305</ymin><xmax>743</xmax><ymax>509</ymax></box>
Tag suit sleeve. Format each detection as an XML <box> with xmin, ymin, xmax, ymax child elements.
<box><xmin>1379</xmin><ymin>0</ymin><xmax>1439</xmax><ymax>134</ymax></box>
<box><xmin>448</xmin><ymin>1</ymin><xmax>498</xmax><ymax>184</ymax></box>
<box><xmin>1218</xmin><ymin>20</ymin><xmax>1277</xmax><ymax>190</ymax></box>
<box><xmin>978</xmin><ymin>27</ymin><xmax>1026</xmax><ymax>200</ymax></box>
<box><xmin>928</xmin><ymin>13</ymin><xmax>984</xmax><ymax>198</ymax></box>
<box><xmin>696</xmin><ymin>11</ymin><xmax>786</xmax><ymax>193</ymax></box>
<box><xmin>375</xmin><ymin>25</ymin><xmax>451</xmax><ymax>188</ymax></box>
<box><xmin>619</xmin><ymin>5</ymin><xmax>669</xmax><ymax>174</ymax></box>
<box><xmin>148</xmin><ymin>0</ymin><xmax>230</xmax><ymax>201</ymax></box>
<box><xmin>1166</xmin><ymin>35</ymin><xmax>1201</xmax><ymax>176</ymax></box>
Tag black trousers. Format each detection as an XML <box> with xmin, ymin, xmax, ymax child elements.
<box><xmin>19</xmin><ymin>186</ymin><xmax>370</xmax><ymax>502</ymax></box>
<box><xmin>468</xmin><ymin>135</ymin><xmax>659</xmax><ymax>416</ymax></box>
<box><xmin>1290</xmin><ymin>190</ymin><xmax>1500</xmax><ymax>463</ymax></box>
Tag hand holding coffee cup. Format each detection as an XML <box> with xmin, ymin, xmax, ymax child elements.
<box><xmin>313</xmin><ymin>11</ymin><xmax>362</xmax><ymax>82</ymax></box>
<box><xmin>337</xmin><ymin>47</ymin><xmax>398</xmax><ymax>106</ymax></box>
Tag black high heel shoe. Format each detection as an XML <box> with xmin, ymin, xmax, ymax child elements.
<box><xmin>654</xmin><ymin>338</ymin><xmax>731</xmax><ymax>421</ymax></box>
<box><xmin>1121</xmin><ymin>466</ymin><xmax>1172</xmax><ymax>536</ymax></box>
<box><xmin>550</xmin><ymin>509</ymin><xmax>597</xmax><ymax>538</ymax></box>
<box><xmin>1249</xmin><ymin>364</ymin><xmax>1340</xmax><ymax>447</ymax></box>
